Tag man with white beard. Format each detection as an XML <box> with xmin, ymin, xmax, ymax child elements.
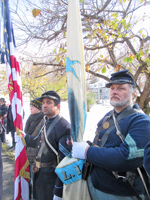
<box><xmin>73</xmin><ymin>70</ymin><xmax>150</xmax><ymax>200</ymax></box>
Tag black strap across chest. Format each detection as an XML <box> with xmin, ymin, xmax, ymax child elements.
<box><xmin>37</xmin><ymin>113</ymin><xmax>62</xmax><ymax>163</ymax></box>
<box><xmin>95</xmin><ymin>106</ymin><xmax>142</xmax><ymax>147</ymax></box>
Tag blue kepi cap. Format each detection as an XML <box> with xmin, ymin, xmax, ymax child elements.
<box><xmin>39</xmin><ymin>90</ymin><xmax>60</xmax><ymax>104</ymax></box>
<box><xmin>105</xmin><ymin>70</ymin><xmax>135</xmax><ymax>88</ymax></box>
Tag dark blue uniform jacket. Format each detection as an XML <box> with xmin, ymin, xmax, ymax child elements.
<box><xmin>25</xmin><ymin>115</ymin><xmax>72</xmax><ymax>200</ymax></box>
<box><xmin>144</xmin><ymin>142</ymin><xmax>150</xmax><ymax>177</ymax></box>
<box><xmin>87</xmin><ymin>104</ymin><xmax>150</xmax><ymax>196</ymax></box>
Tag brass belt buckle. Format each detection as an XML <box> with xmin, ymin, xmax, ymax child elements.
<box><xmin>36</xmin><ymin>161</ymin><xmax>41</xmax><ymax>168</ymax></box>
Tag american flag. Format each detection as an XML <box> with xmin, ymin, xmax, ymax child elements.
<box><xmin>2</xmin><ymin>0</ymin><xmax>30</xmax><ymax>199</ymax></box>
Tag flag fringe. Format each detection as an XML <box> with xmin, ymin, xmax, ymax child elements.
<box><xmin>19</xmin><ymin>159</ymin><xmax>30</xmax><ymax>180</ymax></box>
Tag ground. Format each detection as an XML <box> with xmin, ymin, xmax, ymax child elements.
<box><xmin>2</xmin><ymin>146</ymin><xmax>14</xmax><ymax>200</ymax></box>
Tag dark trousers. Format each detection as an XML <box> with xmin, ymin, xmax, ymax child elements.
<box><xmin>34</xmin><ymin>167</ymin><xmax>57</xmax><ymax>200</ymax></box>
<box><xmin>0</xmin><ymin>138</ymin><xmax>3</xmax><ymax>200</ymax></box>
<box><xmin>11</xmin><ymin>131</ymin><xmax>15</xmax><ymax>147</ymax></box>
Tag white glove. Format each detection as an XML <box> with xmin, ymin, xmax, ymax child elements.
<box><xmin>14</xmin><ymin>131</ymin><xmax>26</xmax><ymax>143</ymax></box>
<box><xmin>72</xmin><ymin>142</ymin><xmax>90</xmax><ymax>159</ymax></box>
<box><xmin>53</xmin><ymin>195</ymin><xmax>62</xmax><ymax>200</ymax></box>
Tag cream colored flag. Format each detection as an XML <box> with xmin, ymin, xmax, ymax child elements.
<box><xmin>55</xmin><ymin>0</ymin><xmax>91</xmax><ymax>199</ymax></box>
<box><xmin>66</xmin><ymin>0</ymin><xmax>87</xmax><ymax>142</ymax></box>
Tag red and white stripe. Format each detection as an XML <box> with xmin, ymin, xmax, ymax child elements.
<box><xmin>6</xmin><ymin>41</ymin><xmax>30</xmax><ymax>200</ymax></box>
<box><xmin>14</xmin><ymin>137</ymin><xmax>29</xmax><ymax>200</ymax></box>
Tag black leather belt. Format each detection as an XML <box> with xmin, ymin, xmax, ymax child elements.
<box><xmin>36</xmin><ymin>161</ymin><xmax>55</xmax><ymax>168</ymax></box>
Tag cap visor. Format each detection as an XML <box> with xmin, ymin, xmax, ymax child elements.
<box><xmin>105</xmin><ymin>81</ymin><xmax>128</xmax><ymax>88</ymax></box>
<box><xmin>39</xmin><ymin>95</ymin><xmax>58</xmax><ymax>101</ymax></box>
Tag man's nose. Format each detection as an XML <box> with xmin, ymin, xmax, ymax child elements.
<box><xmin>112</xmin><ymin>88</ymin><xmax>118</xmax><ymax>94</ymax></box>
<box><xmin>42</xmin><ymin>103</ymin><xmax>46</xmax><ymax>107</ymax></box>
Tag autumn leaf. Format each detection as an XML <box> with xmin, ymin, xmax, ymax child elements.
<box><xmin>63</xmin><ymin>31</ymin><xmax>66</xmax><ymax>38</ymax></box>
<box><xmin>139</xmin><ymin>30</ymin><xmax>143</xmax><ymax>34</ymax></box>
<box><xmin>53</xmin><ymin>49</ymin><xmax>56</xmax><ymax>54</ymax></box>
<box><xmin>56</xmin><ymin>55</ymin><xmax>60</xmax><ymax>62</ymax></box>
<box><xmin>32</xmin><ymin>9</ymin><xmax>41</xmax><ymax>18</ymax></box>
<box><xmin>86</xmin><ymin>65</ymin><xmax>90</xmax><ymax>72</ymax></box>
<box><xmin>145</xmin><ymin>58</ymin><xmax>150</xmax><ymax>65</ymax></box>
<box><xmin>116</xmin><ymin>65</ymin><xmax>121</xmax><ymax>71</ymax></box>
<box><xmin>130</xmin><ymin>54</ymin><xmax>134</xmax><ymax>59</ymax></box>
<box><xmin>59</xmin><ymin>60</ymin><xmax>63</xmax><ymax>66</ymax></box>
<box><xmin>102</xmin><ymin>66</ymin><xmax>106</xmax><ymax>73</ymax></box>
<box><xmin>111</xmin><ymin>13</ymin><xmax>119</xmax><ymax>18</ymax></box>
<box><xmin>99</xmin><ymin>29</ymin><xmax>102</xmax><ymax>34</ymax></box>
<box><xmin>98</xmin><ymin>67</ymin><xmax>101</xmax><ymax>72</ymax></box>
<box><xmin>146</xmin><ymin>49</ymin><xmax>149</xmax><ymax>53</ymax></box>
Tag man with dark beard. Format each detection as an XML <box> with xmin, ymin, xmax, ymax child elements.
<box><xmin>15</xmin><ymin>91</ymin><xmax>72</xmax><ymax>200</ymax></box>
<box><xmin>73</xmin><ymin>70</ymin><xmax>150</xmax><ymax>200</ymax></box>
<box><xmin>24</xmin><ymin>98</ymin><xmax>44</xmax><ymax>200</ymax></box>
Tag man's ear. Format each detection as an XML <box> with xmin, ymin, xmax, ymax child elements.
<box><xmin>57</xmin><ymin>104</ymin><xmax>60</xmax><ymax>110</ymax></box>
<box><xmin>132</xmin><ymin>92</ymin><xmax>136</xmax><ymax>101</ymax></box>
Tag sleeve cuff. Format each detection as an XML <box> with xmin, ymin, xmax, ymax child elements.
<box><xmin>53</xmin><ymin>185</ymin><xmax>63</xmax><ymax>197</ymax></box>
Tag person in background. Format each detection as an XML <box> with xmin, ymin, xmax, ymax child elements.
<box><xmin>0</xmin><ymin>98</ymin><xmax>8</xmax><ymax>143</ymax></box>
<box><xmin>15</xmin><ymin>90</ymin><xmax>72</xmax><ymax>200</ymax></box>
<box><xmin>24</xmin><ymin>98</ymin><xmax>44</xmax><ymax>200</ymax></box>
<box><xmin>7</xmin><ymin>105</ymin><xmax>16</xmax><ymax>151</ymax></box>
<box><xmin>0</xmin><ymin>135</ymin><xmax>3</xmax><ymax>200</ymax></box>
<box><xmin>73</xmin><ymin>70</ymin><xmax>150</xmax><ymax>200</ymax></box>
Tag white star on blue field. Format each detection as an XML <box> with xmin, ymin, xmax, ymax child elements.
<box><xmin>66</xmin><ymin>57</ymin><xmax>80</xmax><ymax>80</ymax></box>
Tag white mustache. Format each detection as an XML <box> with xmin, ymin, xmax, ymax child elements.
<box><xmin>110</xmin><ymin>95</ymin><xmax>121</xmax><ymax>100</ymax></box>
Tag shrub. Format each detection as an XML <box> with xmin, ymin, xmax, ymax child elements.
<box><xmin>87</xmin><ymin>92</ymin><xmax>96</xmax><ymax>112</ymax></box>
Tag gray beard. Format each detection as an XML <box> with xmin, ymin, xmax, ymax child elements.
<box><xmin>110</xmin><ymin>95</ymin><xmax>131</xmax><ymax>108</ymax></box>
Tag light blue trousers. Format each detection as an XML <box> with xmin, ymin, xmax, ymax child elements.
<box><xmin>87</xmin><ymin>176</ymin><xmax>149</xmax><ymax>200</ymax></box>
<box><xmin>30</xmin><ymin>165</ymin><xmax>33</xmax><ymax>185</ymax></box>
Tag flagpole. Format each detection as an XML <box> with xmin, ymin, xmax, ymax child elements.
<box><xmin>55</xmin><ymin>1</ymin><xmax>91</xmax><ymax>199</ymax></box>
